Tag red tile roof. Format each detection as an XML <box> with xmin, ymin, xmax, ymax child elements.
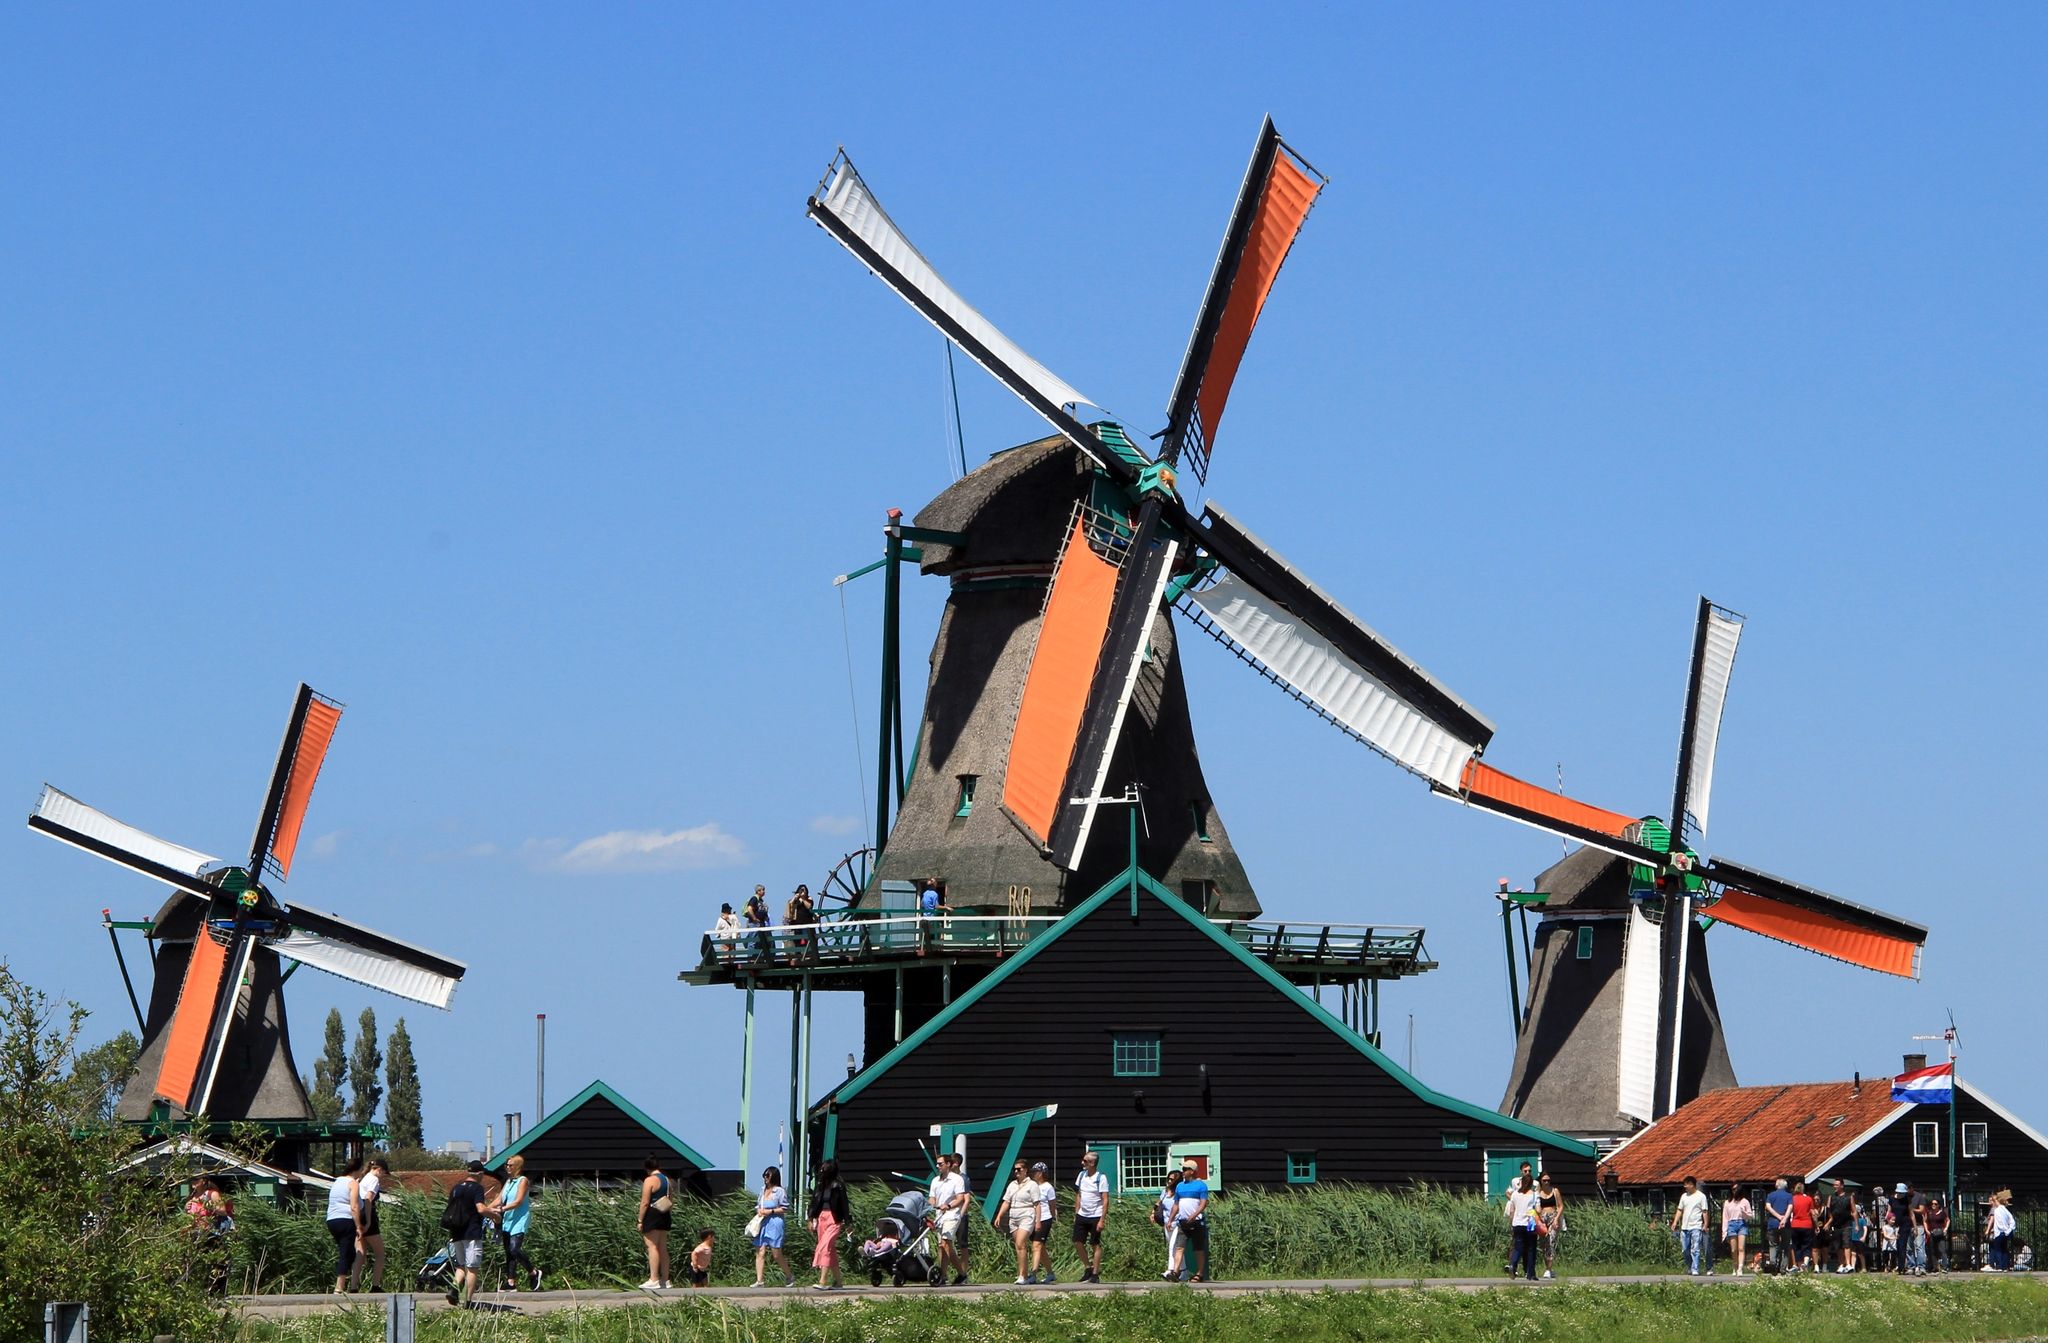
<box><xmin>1601</xmin><ymin>1080</ymin><xmax>1905</xmax><ymax>1188</ymax></box>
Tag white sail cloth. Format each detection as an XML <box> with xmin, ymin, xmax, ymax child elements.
<box><xmin>33</xmin><ymin>785</ymin><xmax>222</xmax><ymax>876</ymax></box>
<box><xmin>1616</xmin><ymin>905</ymin><xmax>1663</xmax><ymax>1125</ymax></box>
<box><xmin>815</xmin><ymin>156</ymin><xmax>1096</xmax><ymax>415</ymax></box>
<box><xmin>271</xmin><ymin>928</ymin><xmax>462</xmax><ymax>1010</ymax></box>
<box><xmin>1679</xmin><ymin>607</ymin><xmax>1743</xmax><ymax>840</ymax></box>
<box><xmin>1183</xmin><ymin>574</ymin><xmax>1481</xmax><ymax>790</ymax></box>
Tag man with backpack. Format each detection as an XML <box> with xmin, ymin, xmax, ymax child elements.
<box><xmin>440</xmin><ymin>1161</ymin><xmax>490</xmax><ymax>1305</ymax></box>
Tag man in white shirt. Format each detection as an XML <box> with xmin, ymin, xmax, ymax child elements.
<box><xmin>1669</xmin><ymin>1175</ymin><xmax>1710</xmax><ymax>1275</ymax></box>
<box><xmin>1504</xmin><ymin>1175</ymin><xmax>1542</xmax><ymax>1281</ymax></box>
<box><xmin>1071</xmin><ymin>1150</ymin><xmax>1111</xmax><ymax>1283</ymax></box>
<box><xmin>929</xmin><ymin>1152</ymin><xmax>972</xmax><ymax>1285</ymax></box>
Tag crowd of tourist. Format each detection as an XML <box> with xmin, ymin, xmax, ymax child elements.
<box><xmin>1630</xmin><ymin>1174</ymin><xmax>2026</xmax><ymax>1277</ymax></box>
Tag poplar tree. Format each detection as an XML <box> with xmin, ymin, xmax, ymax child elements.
<box><xmin>347</xmin><ymin>1007</ymin><xmax>383</xmax><ymax>1125</ymax></box>
<box><xmin>384</xmin><ymin>1018</ymin><xmax>424</xmax><ymax>1151</ymax></box>
<box><xmin>308</xmin><ymin>1007</ymin><xmax>346</xmax><ymax>1122</ymax></box>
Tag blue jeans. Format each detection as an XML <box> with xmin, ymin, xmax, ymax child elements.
<box><xmin>1681</xmin><ymin>1228</ymin><xmax>1707</xmax><ymax>1273</ymax></box>
<box><xmin>1510</xmin><ymin>1226</ymin><xmax>1539</xmax><ymax>1280</ymax></box>
<box><xmin>1906</xmin><ymin>1230</ymin><xmax>1926</xmax><ymax>1271</ymax></box>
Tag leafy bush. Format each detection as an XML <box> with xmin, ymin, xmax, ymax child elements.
<box><xmin>0</xmin><ymin>965</ymin><xmax>231</xmax><ymax>1343</ymax></box>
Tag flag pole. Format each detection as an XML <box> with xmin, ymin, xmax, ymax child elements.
<box><xmin>1946</xmin><ymin>1022</ymin><xmax>1958</xmax><ymax>1233</ymax></box>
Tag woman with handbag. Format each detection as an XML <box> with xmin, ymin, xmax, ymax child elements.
<box><xmin>637</xmin><ymin>1154</ymin><xmax>673</xmax><ymax>1290</ymax></box>
<box><xmin>808</xmin><ymin>1159</ymin><xmax>852</xmax><ymax>1289</ymax></box>
<box><xmin>752</xmin><ymin>1166</ymin><xmax>795</xmax><ymax>1287</ymax></box>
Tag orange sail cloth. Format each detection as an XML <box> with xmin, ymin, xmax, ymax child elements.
<box><xmin>1002</xmin><ymin>518</ymin><xmax>1120</xmax><ymax>843</ymax></box>
<box><xmin>268</xmin><ymin>698</ymin><xmax>342</xmax><ymax>879</ymax></box>
<box><xmin>1459</xmin><ymin>760</ymin><xmax>1640</xmax><ymax>839</ymax></box>
<box><xmin>1195</xmin><ymin>152</ymin><xmax>1322</xmax><ymax>453</ymax></box>
<box><xmin>1709</xmin><ymin>887</ymin><xmax>1921</xmax><ymax>979</ymax></box>
<box><xmin>155</xmin><ymin>928</ymin><xmax>230</xmax><ymax>1108</ymax></box>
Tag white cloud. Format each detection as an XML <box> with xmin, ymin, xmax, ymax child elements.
<box><xmin>537</xmin><ymin>824</ymin><xmax>749</xmax><ymax>874</ymax></box>
<box><xmin>308</xmin><ymin>830</ymin><xmax>345</xmax><ymax>859</ymax></box>
<box><xmin>809</xmin><ymin>814</ymin><xmax>860</xmax><ymax>837</ymax></box>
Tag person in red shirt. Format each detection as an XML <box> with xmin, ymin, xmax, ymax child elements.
<box><xmin>1788</xmin><ymin>1179</ymin><xmax>1818</xmax><ymax>1272</ymax></box>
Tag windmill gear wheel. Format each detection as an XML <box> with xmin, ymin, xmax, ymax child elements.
<box><xmin>818</xmin><ymin>846</ymin><xmax>877</xmax><ymax>912</ymax></box>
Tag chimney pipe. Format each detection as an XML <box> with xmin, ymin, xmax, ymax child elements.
<box><xmin>1853</xmin><ymin>1071</ymin><xmax>1861</xmax><ymax>1096</ymax></box>
<box><xmin>1904</xmin><ymin>1053</ymin><xmax>1928</xmax><ymax>1074</ymax></box>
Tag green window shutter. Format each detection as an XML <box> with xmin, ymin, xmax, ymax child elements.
<box><xmin>955</xmin><ymin>776</ymin><xmax>977</xmax><ymax>817</ymax></box>
<box><xmin>1576</xmin><ymin>926</ymin><xmax>1595</xmax><ymax>959</ymax></box>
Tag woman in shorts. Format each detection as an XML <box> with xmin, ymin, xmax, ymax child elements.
<box><xmin>1722</xmin><ymin>1186</ymin><xmax>1753</xmax><ymax>1275</ymax></box>
<box><xmin>637</xmin><ymin>1155</ymin><xmax>673</xmax><ymax>1289</ymax></box>
<box><xmin>996</xmin><ymin>1159</ymin><xmax>1040</xmax><ymax>1284</ymax></box>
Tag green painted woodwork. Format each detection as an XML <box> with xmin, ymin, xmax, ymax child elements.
<box><xmin>819</xmin><ymin>857</ymin><xmax>1596</xmax><ymax>1160</ymax></box>
<box><xmin>1286</xmin><ymin>1151</ymin><xmax>1317</xmax><ymax>1185</ymax></box>
<box><xmin>1090</xmin><ymin>421</ymin><xmax>1151</xmax><ymax>471</ymax></box>
<box><xmin>930</xmin><ymin>1104</ymin><xmax>1060</xmax><ymax>1223</ymax></box>
<box><xmin>1485</xmin><ymin>1148</ymin><xmax>1541</xmax><ymax>1198</ymax></box>
<box><xmin>1162</xmin><ymin>557</ymin><xmax>1220</xmax><ymax>606</ymax></box>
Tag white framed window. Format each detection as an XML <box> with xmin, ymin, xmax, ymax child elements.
<box><xmin>1117</xmin><ymin>1143</ymin><xmax>1171</xmax><ymax>1192</ymax></box>
<box><xmin>1962</xmin><ymin>1122</ymin><xmax>1989</xmax><ymax>1158</ymax></box>
<box><xmin>1913</xmin><ymin>1121</ymin><xmax>1939</xmax><ymax>1157</ymax></box>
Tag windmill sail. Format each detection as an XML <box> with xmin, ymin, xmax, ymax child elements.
<box><xmin>250</xmin><ymin>685</ymin><xmax>344</xmax><ymax>881</ymax></box>
<box><xmin>807</xmin><ymin>153</ymin><xmax>1141</xmax><ymax>488</ymax></box>
<box><xmin>1700</xmin><ymin>859</ymin><xmax>1925</xmax><ymax>978</ymax></box>
<box><xmin>1615</xmin><ymin>904</ymin><xmax>1663</xmax><ymax>1123</ymax></box>
<box><xmin>154</xmin><ymin>923</ymin><xmax>236</xmax><ymax>1109</ymax></box>
<box><xmin>1181</xmin><ymin>505</ymin><xmax>1494</xmax><ymax>787</ymax></box>
<box><xmin>1670</xmin><ymin>601</ymin><xmax>1743</xmax><ymax>845</ymax></box>
<box><xmin>1045</xmin><ymin>505</ymin><xmax>1181</xmax><ymax>868</ymax></box>
<box><xmin>29</xmin><ymin>786</ymin><xmax>222</xmax><ymax>896</ymax></box>
<box><xmin>1162</xmin><ymin>118</ymin><xmax>1325</xmax><ymax>485</ymax></box>
<box><xmin>1001</xmin><ymin>514</ymin><xmax>1124</xmax><ymax>847</ymax></box>
<box><xmin>275</xmin><ymin>902</ymin><xmax>466</xmax><ymax>1009</ymax></box>
<box><xmin>1447</xmin><ymin>762</ymin><xmax>1667</xmax><ymax>866</ymax></box>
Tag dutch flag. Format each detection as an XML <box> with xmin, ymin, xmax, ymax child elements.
<box><xmin>1892</xmin><ymin>1061</ymin><xmax>1954</xmax><ymax>1105</ymax></box>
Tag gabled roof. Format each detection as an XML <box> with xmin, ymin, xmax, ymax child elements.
<box><xmin>485</xmin><ymin>1078</ymin><xmax>710</xmax><ymax>1173</ymax></box>
<box><xmin>1601</xmin><ymin>1080</ymin><xmax>1907</xmax><ymax>1186</ymax></box>
<box><xmin>820</xmin><ymin>863</ymin><xmax>1595</xmax><ymax>1158</ymax></box>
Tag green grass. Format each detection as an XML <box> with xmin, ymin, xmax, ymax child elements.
<box><xmin>230</xmin><ymin>1183</ymin><xmax>1685</xmax><ymax>1292</ymax></box>
<box><xmin>234</xmin><ymin>1276</ymin><xmax>2048</xmax><ymax>1343</ymax></box>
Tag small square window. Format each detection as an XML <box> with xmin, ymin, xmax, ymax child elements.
<box><xmin>1963</xmin><ymin>1123</ymin><xmax>1989</xmax><ymax>1158</ymax></box>
<box><xmin>1441</xmin><ymin>1131</ymin><xmax>1469</xmax><ymax>1150</ymax></box>
<box><xmin>954</xmin><ymin>776</ymin><xmax>977</xmax><ymax>817</ymax></box>
<box><xmin>1112</xmin><ymin>1032</ymin><xmax>1162</xmax><ymax>1078</ymax></box>
<box><xmin>1913</xmin><ymin>1121</ymin><xmax>1939</xmax><ymax>1158</ymax></box>
<box><xmin>1117</xmin><ymin>1143</ymin><xmax>1170</xmax><ymax>1192</ymax></box>
<box><xmin>1576</xmin><ymin>926</ymin><xmax>1594</xmax><ymax>959</ymax></box>
<box><xmin>1286</xmin><ymin>1151</ymin><xmax>1317</xmax><ymax>1185</ymax></box>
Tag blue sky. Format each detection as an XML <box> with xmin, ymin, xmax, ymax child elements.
<box><xmin>5</xmin><ymin>5</ymin><xmax>2043</xmax><ymax>1165</ymax></box>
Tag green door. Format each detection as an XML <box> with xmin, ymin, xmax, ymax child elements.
<box><xmin>1087</xmin><ymin>1143</ymin><xmax>1119</xmax><ymax>1195</ymax></box>
<box><xmin>1485</xmin><ymin>1149</ymin><xmax>1540</xmax><ymax>1199</ymax></box>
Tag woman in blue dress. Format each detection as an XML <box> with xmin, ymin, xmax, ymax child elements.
<box><xmin>752</xmin><ymin>1166</ymin><xmax>794</xmax><ymax>1287</ymax></box>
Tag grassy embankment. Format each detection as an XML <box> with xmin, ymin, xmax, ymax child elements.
<box><xmin>230</xmin><ymin>1183</ymin><xmax>1682</xmax><ymax>1293</ymax></box>
<box><xmin>238</xmin><ymin>1276</ymin><xmax>2048</xmax><ymax>1343</ymax></box>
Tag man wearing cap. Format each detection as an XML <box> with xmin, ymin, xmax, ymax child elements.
<box><xmin>1902</xmin><ymin>1181</ymin><xmax>1928</xmax><ymax>1275</ymax></box>
<box><xmin>1170</xmin><ymin>1159</ymin><xmax>1211</xmax><ymax>1282</ymax></box>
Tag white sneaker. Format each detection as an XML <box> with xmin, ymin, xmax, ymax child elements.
<box><xmin>638</xmin><ymin>1279</ymin><xmax>661</xmax><ymax>1290</ymax></box>
<box><xmin>1014</xmin><ymin>1276</ymin><xmax>1028</xmax><ymax>1284</ymax></box>
<box><xmin>1541</xmin><ymin>1270</ymin><xmax>1554</xmax><ymax>1279</ymax></box>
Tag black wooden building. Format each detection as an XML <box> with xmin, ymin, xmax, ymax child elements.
<box><xmin>486</xmin><ymin>1079</ymin><xmax>719</xmax><ymax>1197</ymax></box>
<box><xmin>815</xmin><ymin>868</ymin><xmax>1598</xmax><ymax>1198</ymax></box>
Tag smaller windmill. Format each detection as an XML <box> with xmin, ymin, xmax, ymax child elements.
<box><xmin>1465</xmin><ymin>600</ymin><xmax>1928</xmax><ymax>1125</ymax></box>
<box><xmin>29</xmin><ymin>684</ymin><xmax>465</xmax><ymax>1124</ymax></box>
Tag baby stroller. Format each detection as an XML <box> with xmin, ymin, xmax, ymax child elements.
<box><xmin>860</xmin><ymin>1189</ymin><xmax>943</xmax><ymax>1287</ymax></box>
<box><xmin>414</xmin><ymin>1242</ymin><xmax>458</xmax><ymax>1292</ymax></box>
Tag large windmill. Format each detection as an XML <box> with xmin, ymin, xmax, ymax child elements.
<box><xmin>1483</xmin><ymin>599</ymin><xmax>1928</xmax><ymax>1133</ymax></box>
<box><xmin>810</xmin><ymin>120</ymin><xmax>1499</xmax><ymax>928</ymax></box>
<box><xmin>29</xmin><ymin>684</ymin><xmax>465</xmax><ymax>1134</ymax></box>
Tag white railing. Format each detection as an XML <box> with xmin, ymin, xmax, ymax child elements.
<box><xmin>701</xmin><ymin>913</ymin><xmax>1063</xmax><ymax>967</ymax></box>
